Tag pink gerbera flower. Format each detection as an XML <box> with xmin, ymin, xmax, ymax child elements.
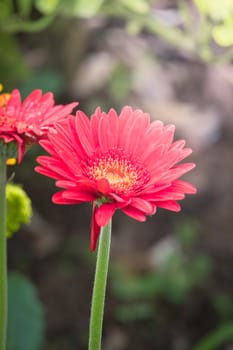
<box><xmin>36</xmin><ymin>106</ymin><xmax>196</xmax><ymax>251</ymax></box>
<box><xmin>0</xmin><ymin>88</ymin><xmax>78</xmax><ymax>162</ymax></box>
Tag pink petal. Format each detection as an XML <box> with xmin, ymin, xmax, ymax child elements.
<box><xmin>130</xmin><ymin>197</ymin><xmax>155</xmax><ymax>214</ymax></box>
<box><xmin>156</xmin><ymin>200</ymin><xmax>181</xmax><ymax>212</ymax></box>
<box><xmin>121</xmin><ymin>206</ymin><xmax>147</xmax><ymax>222</ymax></box>
<box><xmin>52</xmin><ymin>191</ymin><xmax>80</xmax><ymax>204</ymax></box>
<box><xmin>96</xmin><ymin>178</ymin><xmax>111</xmax><ymax>194</ymax></box>
<box><xmin>123</xmin><ymin>113</ymin><xmax>150</xmax><ymax>154</ymax></box>
<box><xmin>90</xmin><ymin>107</ymin><xmax>102</xmax><ymax>147</ymax></box>
<box><xmin>95</xmin><ymin>203</ymin><xmax>116</xmax><ymax>227</ymax></box>
<box><xmin>169</xmin><ymin>180</ymin><xmax>197</xmax><ymax>194</ymax></box>
<box><xmin>62</xmin><ymin>190</ymin><xmax>96</xmax><ymax>202</ymax></box>
<box><xmin>90</xmin><ymin>204</ymin><xmax>101</xmax><ymax>251</ymax></box>
<box><xmin>22</xmin><ymin>90</ymin><xmax>42</xmax><ymax>111</ymax></box>
<box><xmin>6</xmin><ymin>89</ymin><xmax>21</xmax><ymax>115</ymax></box>
<box><xmin>75</xmin><ymin>111</ymin><xmax>93</xmax><ymax>157</ymax></box>
<box><xmin>98</xmin><ymin>108</ymin><xmax>119</xmax><ymax>151</ymax></box>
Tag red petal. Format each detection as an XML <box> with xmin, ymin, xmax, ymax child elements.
<box><xmin>90</xmin><ymin>203</ymin><xmax>101</xmax><ymax>251</ymax></box>
<box><xmin>6</xmin><ymin>89</ymin><xmax>21</xmax><ymax>114</ymax></box>
<box><xmin>124</xmin><ymin>113</ymin><xmax>150</xmax><ymax>154</ymax></box>
<box><xmin>130</xmin><ymin>197</ymin><xmax>155</xmax><ymax>214</ymax></box>
<box><xmin>98</xmin><ymin>108</ymin><xmax>119</xmax><ymax>151</ymax></box>
<box><xmin>90</xmin><ymin>107</ymin><xmax>102</xmax><ymax>147</ymax></box>
<box><xmin>169</xmin><ymin>180</ymin><xmax>197</xmax><ymax>194</ymax></box>
<box><xmin>96</xmin><ymin>178</ymin><xmax>111</xmax><ymax>194</ymax></box>
<box><xmin>75</xmin><ymin>111</ymin><xmax>93</xmax><ymax>157</ymax></box>
<box><xmin>95</xmin><ymin>203</ymin><xmax>116</xmax><ymax>227</ymax></box>
<box><xmin>161</xmin><ymin>163</ymin><xmax>196</xmax><ymax>183</ymax></box>
<box><xmin>52</xmin><ymin>191</ymin><xmax>80</xmax><ymax>204</ymax></box>
<box><xmin>156</xmin><ymin>200</ymin><xmax>181</xmax><ymax>212</ymax></box>
<box><xmin>121</xmin><ymin>206</ymin><xmax>147</xmax><ymax>222</ymax></box>
<box><xmin>62</xmin><ymin>190</ymin><xmax>96</xmax><ymax>202</ymax></box>
<box><xmin>22</xmin><ymin>90</ymin><xmax>42</xmax><ymax>111</ymax></box>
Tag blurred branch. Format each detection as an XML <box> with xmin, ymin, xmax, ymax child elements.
<box><xmin>102</xmin><ymin>3</ymin><xmax>196</xmax><ymax>52</ymax></box>
<box><xmin>102</xmin><ymin>0</ymin><xmax>233</xmax><ymax>64</ymax></box>
<box><xmin>1</xmin><ymin>14</ymin><xmax>55</xmax><ymax>33</ymax></box>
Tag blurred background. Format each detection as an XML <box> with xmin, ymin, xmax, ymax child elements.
<box><xmin>2</xmin><ymin>0</ymin><xmax>233</xmax><ymax>349</ymax></box>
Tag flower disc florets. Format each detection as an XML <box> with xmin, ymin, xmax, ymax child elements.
<box><xmin>87</xmin><ymin>148</ymin><xmax>150</xmax><ymax>195</ymax></box>
<box><xmin>36</xmin><ymin>106</ymin><xmax>196</xmax><ymax>251</ymax></box>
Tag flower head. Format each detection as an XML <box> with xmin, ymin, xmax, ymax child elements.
<box><xmin>0</xmin><ymin>88</ymin><xmax>78</xmax><ymax>162</ymax></box>
<box><xmin>36</xmin><ymin>107</ymin><xmax>196</xmax><ymax>251</ymax></box>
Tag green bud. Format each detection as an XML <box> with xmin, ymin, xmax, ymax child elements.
<box><xmin>6</xmin><ymin>183</ymin><xmax>32</xmax><ymax>238</ymax></box>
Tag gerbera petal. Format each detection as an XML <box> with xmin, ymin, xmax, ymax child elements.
<box><xmin>90</xmin><ymin>107</ymin><xmax>102</xmax><ymax>147</ymax></box>
<box><xmin>161</xmin><ymin>163</ymin><xmax>196</xmax><ymax>183</ymax></box>
<box><xmin>96</xmin><ymin>178</ymin><xmax>111</xmax><ymax>194</ymax></box>
<box><xmin>75</xmin><ymin>111</ymin><xmax>94</xmax><ymax>157</ymax></box>
<box><xmin>118</xmin><ymin>106</ymin><xmax>135</xmax><ymax>147</ymax></box>
<box><xmin>160</xmin><ymin>124</ymin><xmax>175</xmax><ymax>148</ymax></box>
<box><xmin>90</xmin><ymin>203</ymin><xmax>101</xmax><ymax>251</ymax></box>
<box><xmin>62</xmin><ymin>190</ymin><xmax>96</xmax><ymax>202</ymax></box>
<box><xmin>52</xmin><ymin>191</ymin><xmax>80</xmax><ymax>204</ymax></box>
<box><xmin>169</xmin><ymin>179</ymin><xmax>197</xmax><ymax>194</ymax></box>
<box><xmin>123</xmin><ymin>113</ymin><xmax>150</xmax><ymax>154</ymax></box>
<box><xmin>121</xmin><ymin>206</ymin><xmax>147</xmax><ymax>222</ymax></box>
<box><xmin>98</xmin><ymin>109</ymin><xmax>119</xmax><ymax>151</ymax></box>
<box><xmin>22</xmin><ymin>89</ymin><xmax>42</xmax><ymax>111</ymax></box>
<box><xmin>95</xmin><ymin>203</ymin><xmax>116</xmax><ymax>227</ymax></box>
<box><xmin>156</xmin><ymin>200</ymin><xmax>181</xmax><ymax>212</ymax></box>
<box><xmin>130</xmin><ymin>197</ymin><xmax>155</xmax><ymax>214</ymax></box>
<box><xmin>40</xmin><ymin>103</ymin><xmax>77</xmax><ymax>125</ymax></box>
<box><xmin>6</xmin><ymin>90</ymin><xmax>21</xmax><ymax>116</ymax></box>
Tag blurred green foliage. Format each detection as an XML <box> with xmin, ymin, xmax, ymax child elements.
<box><xmin>0</xmin><ymin>32</ymin><xmax>28</xmax><ymax>87</ymax></box>
<box><xmin>6</xmin><ymin>183</ymin><xmax>32</xmax><ymax>238</ymax></box>
<box><xmin>193</xmin><ymin>0</ymin><xmax>233</xmax><ymax>47</ymax></box>
<box><xmin>0</xmin><ymin>0</ymin><xmax>233</xmax><ymax>90</ymax></box>
<box><xmin>7</xmin><ymin>273</ymin><xmax>45</xmax><ymax>350</ymax></box>
<box><xmin>213</xmin><ymin>293</ymin><xmax>233</xmax><ymax>322</ymax></box>
<box><xmin>19</xmin><ymin>69</ymin><xmax>65</xmax><ymax>98</ymax></box>
<box><xmin>111</xmin><ymin>220</ymin><xmax>212</xmax><ymax>322</ymax></box>
<box><xmin>193</xmin><ymin>322</ymin><xmax>233</xmax><ymax>350</ymax></box>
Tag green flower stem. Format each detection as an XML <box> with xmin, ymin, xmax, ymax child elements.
<box><xmin>88</xmin><ymin>219</ymin><xmax>112</xmax><ymax>350</ymax></box>
<box><xmin>0</xmin><ymin>157</ymin><xmax>7</xmax><ymax>350</ymax></box>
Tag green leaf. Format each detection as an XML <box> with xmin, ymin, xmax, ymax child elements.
<box><xmin>193</xmin><ymin>323</ymin><xmax>233</xmax><ymax>350</ymax></box>
<box><xmin>0</xmin><ymin>32</ymin><xmax>28</xmax><ymax>86</ymax></box>
<box><xmin>120</xmin><ymin>0</ymin><xmax>150</xmax><ymax>14</ymax></box>
<box><xmin>213</xmin><ymin>23</ymin><xmax>233</xmax><ymax>47</ymax></box>
<box><xmin>3</xmin><ymin>15</ymin><xmax>54</xmax><ymax>33</ymax></box>
<box><xmin>16</xmin><ymin>0</ymin><xmax>33</xmax><ymax>17</ymax></box>
<box><xmin>7</xmin><ymin>273</ymin><xmax>45</xmax><ymax>350</ymax></box>
<box><xmin>0</xmin><ymin>2</ymin><xmax>11</xmax><ymax>20</ymax></box>
<box><xmin>58</xmin><ymin>0</ymin><xmax>105</xmax><ymax>17</ymax></box>
<box><xmin>35</xmin><ymin>0</ymin><xmax>60</xmax><ymax>14</ymax></box>
<box><xmin>194</xmin><ymin>0</ymin><xmax>233</xmax><ymax>20</ymax></box>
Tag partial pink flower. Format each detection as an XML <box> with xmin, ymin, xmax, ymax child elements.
<box><xmin>36</xmin><ymin>107</ymin><xmax>196</xmax><ymax>251</ymax></box>
<box><xmin>0</xmin><ymin>89</ymin><xmax>78</xmax><ymax>162</ymax></box>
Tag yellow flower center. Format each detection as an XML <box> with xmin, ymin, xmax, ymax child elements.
<box><xmin>87</xmin><ymin>149</ymin><xmax>149</xmax><ymax>194</ymax></box>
